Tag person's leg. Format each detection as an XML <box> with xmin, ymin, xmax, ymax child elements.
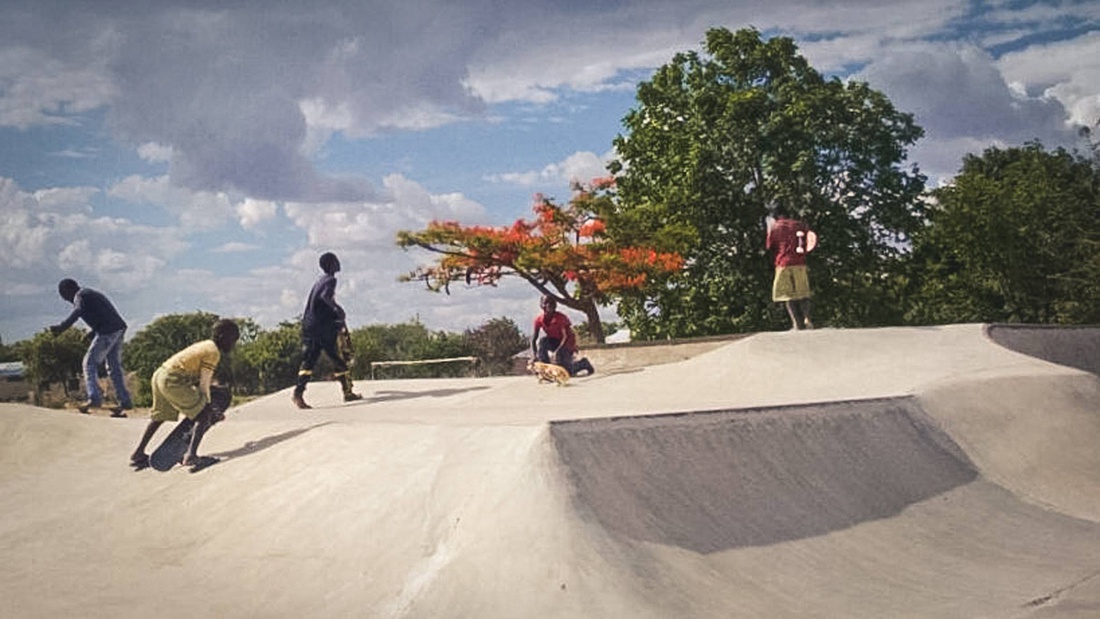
<box><xmin>573</xmin><ymin>357</ymin><xmax>595</xmax><ymax>376</ymax></box>
<box><xmin>785</xmin><ymin>300</ymin><xmax>803</xmax><ymax>330</ymax></box>
<box><xmin>537</xmin><ymin>337</ymin><xmax>560</xmax><ymax>364</ymax></box>
<box><xmin>103</xmin><ymin>329</ymin><xmax>132</xmax><ymax>410</ymax></box>
<box><xmin>790</xmin><ymin>266</ymin><xmax>813</xmax><ymax>330</ymax></box>
<box><xmin>774</xmin><ymin>267</ymin><xmax>800</xmax><ymax>331</ymax></box>
<box><xmin>554</xmin><ymin>348</ymin><xmax>576</xmax><ymax>375</ymax></box>
<box><xmin>81</xmin><ymin>334</ymin><xmax>110</xmax><ymax>407</ymax></box>
<box><xmin>133</xmin><ymin>368</ymin><xmax>182</xmax><ymax>462</ymax></box>
<box><xmin>182</xmin><ymin>407</ymin><xmax>214</xmax><ymax>465</ymax></box>
<box><xmin>131</xmin><ymin>420</ymin><xmax>164</xmax><ymax>464</ymax></box>
<box><xmin>798</xmin><ymin>298</ymin><xmax>813</xmax><ymax>329</ymax></box>
<box><xmin>321</xmin><ymin>335</ymin><xmax>361</xmax><ymax>401</ymax></box>
<box><xmin>293</xmin><ymin>337</ymin><xmax>323</xmax><ymax>408</ymax></box>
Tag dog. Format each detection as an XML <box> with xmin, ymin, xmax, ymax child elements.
<box><xmin>527</xmin><ymin>360</ymin><xmax>570</xmax><ymax>386</ymax></box>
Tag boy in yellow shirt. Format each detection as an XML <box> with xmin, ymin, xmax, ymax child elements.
<box><xmin>129</xmin><ymin>319</ymin><xmax>240</xmax><ymax>469</ymax></box>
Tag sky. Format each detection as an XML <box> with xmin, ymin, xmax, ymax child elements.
<box><xmin>1</xmin><ymin>0</ymin><xmax>1098</xmax><ymax>344</ymax></box>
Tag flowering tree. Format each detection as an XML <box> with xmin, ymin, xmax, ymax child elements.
<box><xmin>396</xmin><ymin>178</ymin><xmax>683</xmax><ymax>343</ymax></box>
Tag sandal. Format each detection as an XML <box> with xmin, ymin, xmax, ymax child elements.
<box><xmin>187</xmin><ymin>455</ymin><xmax>220</xmax><ymax>472</ymax></box>
<box><xmin>129</xmin><ymin>454</ymin><xmax>149</xmax><ymax>470</ymax></box>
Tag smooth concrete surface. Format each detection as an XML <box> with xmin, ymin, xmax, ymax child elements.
<box><xmin>1</xmin><ymin>323</ymin><xmax>1098</xmax><ymax>618</ymax></box>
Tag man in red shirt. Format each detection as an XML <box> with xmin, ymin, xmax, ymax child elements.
<box><xmin>766</xmin><ymin>208</ymin><xmax>814</xmax><ymax>330</ymax></box>
<box><xmin>531</xmin><ymin>296</ymin><xmax>595</xmax><ymax>376</ymax></box>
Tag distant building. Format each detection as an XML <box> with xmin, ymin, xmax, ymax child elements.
<box><xmin>0</xmin><ymin>361</ymin><xmax>29</xmax><ymax>401</ymax></box>
<box><xmin>0</xmin><ymin>361</ymin><xmax>23</xmax><ymax>379</ymax></box>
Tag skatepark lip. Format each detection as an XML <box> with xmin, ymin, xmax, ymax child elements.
<box><xmin>985</xmin><ymin>322</ymin><xmax>1100</xmax><ymax>376</ymax></box>
<box><xmin>2</xmin><ymin>323</ymin><xmax>1100</xmax><ymax>618</ymax></box>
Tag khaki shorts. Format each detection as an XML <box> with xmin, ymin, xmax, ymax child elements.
<box><xmin>772</xmin><ymin>265</ymin><xmax>812</xmax><ymax>302</ymax></box>
<box><xmin>150</xmin><ymin>367</ymin><xmax>207</xmax><ymax>422</ymax></box>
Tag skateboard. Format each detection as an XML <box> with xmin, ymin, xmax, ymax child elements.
<box><xmin>148</xmin><ymin>385</ymin><xmax>232</xmax><ymax>472</ymax></box>
<box><xmin>796</xmin><ymin>229</ymin><xmax>818</xmax><ymax>254</ymax></box>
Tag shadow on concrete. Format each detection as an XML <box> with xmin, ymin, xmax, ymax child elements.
<box><xmin>211</xmin><ymin>422</ymin><xmax>336</xmax><ymax>461</ymax></box>
<box><xmin>551</xmin><ymin>397</ymin><xmax>978</xmax><ymax>554</ymax></box>
<box><xmin>365</xmin><ymin>386</ymin><xmax>491</xmax><ymax>404</ymax></box>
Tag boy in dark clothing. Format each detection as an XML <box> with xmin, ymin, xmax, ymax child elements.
<box><xmin>49</xmin><ymin>279</ymin><xmax>133</xmax><ymax>416</ymax></box>
<box><xmin>292</xmin><ymin>252</ymin><xmax>362</xmax><ymax>409</ymax></box>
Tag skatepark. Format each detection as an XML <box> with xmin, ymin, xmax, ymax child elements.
<box><xmin>2</xmin><ymin>323</ymin><xmax>1099</xmax><ymax>617</ymax></box>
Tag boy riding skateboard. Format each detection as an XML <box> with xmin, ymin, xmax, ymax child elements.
<box><xmin>129</xmin><ymin>319</ymin><xmax>240</xmax><ymax>470</ymax></box>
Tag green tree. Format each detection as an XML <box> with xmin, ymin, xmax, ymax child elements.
<box><xmin>464</xmin><ymin>317</ymin><xmax>528</xmax><ymax>375</ymax></box>
<box><xmin>0</xmin><ymin>335</ymin><xmax>18</xmax><ymax>362</ymax></box>
<box><xmin>233</xmin><ymin>320</ymin><xmax>302</xmax><ymax>395</ymax></box>
<box><xmin>355</xmin><ymin>320</ymin><xmax>475</xmax><ymax>379</ymax></box>
<box><xmin>907</xmin><ymin>142</ymin><xmax>1100</xmax><ymax>324</ymax></box>
<box><xmin>18</xmin><ymin>329</ymin><xmax>88</xmax><ymax>403</ymax></box>
<box><xmin>610</xmin><ymin>27</ymin><xmax>926</xmax><ymax>337</ymax></box>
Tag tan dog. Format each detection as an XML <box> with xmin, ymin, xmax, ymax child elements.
<box><xmin>527</xmin><ymin>360</ymin><xmax>570</xmax><ymax>386</ymax></box>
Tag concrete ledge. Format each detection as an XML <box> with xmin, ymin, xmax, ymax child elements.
<box><xmin>580</xmin><ymin>332</ymin><xmax>753</xmax><ymax>373</ymax></box>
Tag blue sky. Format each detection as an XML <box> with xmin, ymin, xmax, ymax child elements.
<box><xmin>2</xmin><ymin>0</ymin><xmax>1098</xmax><ymax>344</ymax></box>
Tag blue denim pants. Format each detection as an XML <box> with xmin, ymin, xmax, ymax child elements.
<box><xmin>536</xmin><ymin>336</ymin><xmax>575</xmax><ymax>371</ymax></box>
<box><xmin>84</xmin><ymin>328</ymin><xmax>131</xmax><ymax>408</ymax></box>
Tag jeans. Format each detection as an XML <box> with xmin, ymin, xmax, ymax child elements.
<box><xmin>536</xmin><ymin>336</ymin><xmax>575</xmax><ymax>371</ymax></box>
<box><xmin>84</xmin><ymin>328</ymin><xmax>132</xmax><ymax>408</ymax></box>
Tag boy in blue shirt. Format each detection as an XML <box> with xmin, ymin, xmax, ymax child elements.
<box><xmin>50</xmin><ymin>279</ymin><xmax>133</xmax><ymax>416</ymax></box>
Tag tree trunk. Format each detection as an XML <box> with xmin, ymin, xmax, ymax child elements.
<box><xmin>581</xmin><ymin>300</ymin><xmax>605</xmax><ymax>344</ymax></box>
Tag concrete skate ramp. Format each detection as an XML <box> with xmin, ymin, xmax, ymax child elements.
<box><xmin>3</xmin><ymin>324</ymin><xmax>1100</xmax><ymax>617</ymax></box>
<box><xmin>986</xmin><ymin>323</ymin><xmax>1100</xmax><ymax>376</ymax></box>
<box><xmin>550</xmin><ymin>397</ymin><xmax>978</xmax><ymax>553</ymax></box>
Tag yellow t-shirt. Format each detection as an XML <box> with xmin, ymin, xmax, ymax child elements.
<box><xmin>159</xmin><ymin>340</ymin><xmax>221</xmax><ymax>380</ymax></box>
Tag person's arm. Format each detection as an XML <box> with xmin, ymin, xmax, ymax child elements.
<box><xmin>50</xmin><ymin>295</ymin><xmax>84</xmax><ymax>333</ymax></box>
<box><xmin>562</xmin><ymin>322</ymin><xmax>577</xmax><ymax>353</ymax></box>
<box><xmin>199</xmin><ymin>367</ymin><xmax>214</xmax><ymax>405</ymax></box>
<box><xmin>317</xmin><ymin>277</ymin><xmax>345</xmax><ymax>321</ymax></box>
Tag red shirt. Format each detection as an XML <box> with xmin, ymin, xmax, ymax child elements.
<box><xmin>534</xmin><ymin>311</ymin><xmax>577</xmax><ymax>352</ymax></box>
<box><xmin>766</xmin><ymin>217</ymin><xmax>810</xmax><ymax>267</ymax></box>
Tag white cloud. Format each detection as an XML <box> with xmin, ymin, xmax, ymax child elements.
<box><xmin>32</xmin><ymin>186</ymin><xmax>98</xmax><ymax>213</ymax></box>
<box><xmin>213</xmin><ymin>242</ymin><xmax>260</xmax><ymax>254</ymax></box>
<box><xmin>284</xmin><ymin>174</ymin><xmax>485</xmax><ymax>251</ymax></box>
<box><xmin>237</xmin><ymin>198</ymin><xmax>279</xmax><ymax>229</ymax></box>
<box><xmin>137</xmin><ymin>142</ymin><xmax>173</xmax><ymax>163</ymax></box>
<box><xmin>1</xmin><ymin>0</ymin><xmax>1093</xmax><ymax>206</ymax></box>
<box><xmin>108</xmin><ymin>174</ymin><xmax>236</xmax><ymax>230</ymax></box>
<box><xmin>0</xmin><ymin>45</ymin><xmax>116</xmax><ymax>128</ymax></box>
<box><xmin>0</xmin><ymin>176</ymin><xmax>185</xmax><ymax>310</ymax></box>
<box><xmin>997</xmin><ymin>31</ymin><xmax>1100</xmax><ymax>128</ymax></box>
<box><xmin>853</xmin><ymin>42</ymin><xmax>1077</xmax><ymax>182</ymax></box>
<box><xmin>486</xmin><ymin>151</ymin><xmax>613</xmax><ymax>187</ymax></box>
